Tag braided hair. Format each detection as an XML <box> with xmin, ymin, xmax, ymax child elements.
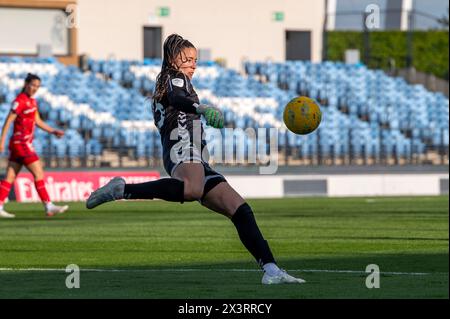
<box><xmin>153</xmin><ymin>34</ymin><xmax>195</xmax><ymax>101</ymax></box>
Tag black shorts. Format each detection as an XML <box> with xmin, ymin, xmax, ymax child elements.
<box><xmin>164</xmin><ymin>152</ymin><xmax>226</xmax><ymax>203</ymax></box>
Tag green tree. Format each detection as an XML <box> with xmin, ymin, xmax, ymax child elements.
<box><xmin>437</xmin><ymin>8</ymin><xmax>449</xmax><ymax>29</ymax></box>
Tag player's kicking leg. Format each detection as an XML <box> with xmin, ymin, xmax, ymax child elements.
<box><xmin>201</xmin><ymin>181</ymin><xmax>305</xmax><ymax>285</ymax></box>
<box><xmin>86</xmin><ymin>174</ymin><xmax>188</xmax><ymax>209</ymax></box>
<box><xmin>86</xmin><ymin>177</ymin><xmax>126</xmax><ymax>209</ymax></box>
<box><xmin>86</xmin><ymin>163</ymin><xmax>204</xmax><ymax>209</ymax></box>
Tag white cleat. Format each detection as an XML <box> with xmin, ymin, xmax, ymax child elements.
<box><xmin>262</xmin><ymin>269</ymin><xmax>306</xmax><ymax>285</ymax></box>
<box><xmin>86</xmin><ymin>177</ymin><xmax>125</xmax><ymax>209</ymax></box>
<box><xmin>46</xmin><ymin>204</ymin><xmax>69</xmax><ymax>217</ymax></box>
<box><xmin>0</xmin><ymin>209</ymin><xmax>15</xmax><ymax>218</ymax></box>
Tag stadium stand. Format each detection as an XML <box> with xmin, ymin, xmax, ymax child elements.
<box><xmin>0</xmin><ymin>56</ymin><xmax>448</xmax><ymax>167</ymax></box>
<box><xmin>87</xmin><ymin>58</ymin><xmax>448</xmax><ymax>165</ymax></box>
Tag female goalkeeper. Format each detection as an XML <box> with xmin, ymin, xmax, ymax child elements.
<box><xmin>87</xmin><ymin>34</ymin><xmax>304</xmax><ymax>285</ymax></box>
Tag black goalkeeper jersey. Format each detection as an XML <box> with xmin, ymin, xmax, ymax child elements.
<box><xmin>152</xmin><ymin>70</ymin><xmax>208</xmax><ymax>175</ymax></box>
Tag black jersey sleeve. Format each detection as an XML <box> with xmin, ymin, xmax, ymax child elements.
<box><xmin>167</xmin><ymin>75</ymin><xmax>199</xmax><ymax>114</ymax></box>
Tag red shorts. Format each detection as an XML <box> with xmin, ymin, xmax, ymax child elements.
<box><xmin>8</xmin><ymin>142</ymin><xmax>40</xmax><ymax>166</ymax></box>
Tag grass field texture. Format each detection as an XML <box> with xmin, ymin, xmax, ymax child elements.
<box><xmin>0</xmin><ymin>196</ymin><xmax>448</xmax><ymax>299</ymax></box>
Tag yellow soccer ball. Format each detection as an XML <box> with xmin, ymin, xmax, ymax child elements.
<box><xmin>283</xmin><ymin>96</ymin><xmax>322</xmax><ymax>135</ymax></box>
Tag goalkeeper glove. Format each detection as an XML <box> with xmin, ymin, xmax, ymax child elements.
<box><xmin>196</xmin><ymin>104</ymin><xmax>224</xmax><ymax>129</ymax></box>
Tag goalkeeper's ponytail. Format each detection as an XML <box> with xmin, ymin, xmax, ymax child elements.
<box><xmin>154</xmin><ymin>34</ymin><xmax>195</xmax><ymax>102</ymax></box>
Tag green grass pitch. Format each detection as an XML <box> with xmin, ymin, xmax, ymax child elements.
<box><xmin>0</xmin><ymin>196</ymin><xmax>448</xmax><ymax>299</ymax></box>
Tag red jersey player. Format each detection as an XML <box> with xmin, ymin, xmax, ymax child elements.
<box><xmin>0</xmin><ymin>73</ymin><xmax>68</xmax><ymax>218</ymax></box>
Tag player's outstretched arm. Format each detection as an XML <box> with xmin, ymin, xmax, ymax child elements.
<box><xmin>0</xmin><ymin>111</ymin><xmax>17</xmax><ymax>153</ymax></box>
<box><xmin>166</xmin><ymin>88</ymin><xmax>224</xmax><ymax>129</ymax></box>
<box><xmin>35</xmin><ymin>111</ymin><xmax>64</xmax><ymax>138</ymax></box>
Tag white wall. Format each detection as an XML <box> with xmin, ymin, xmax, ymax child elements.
<box><xmin>326</xmin><ymin>174</ymin><xmax>445</xmax><ymax>197</ymax></box>
<box><xmin>0</xmin><ymin>7</ymin><xmax>69</xmax><ymax>55</ymax></box>
<box><xmin>225</xmin><ymin>174</ymin><xmax>448</xmax><ymax>198</ymax></box>
<box><xmin>77</xmin><ymin>0</ymin><xmax>325</xmax><ymax>70</ymax></box>
<box><xmin>226</xmin><ymin>176</ymin><xmax>284</xmax><ymax>198</ymax></box>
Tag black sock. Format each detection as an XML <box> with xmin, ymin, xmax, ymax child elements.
<box><xmin>123</xmin><ymin>178</ymin><xmax>184</xmax><ymax>203</ymax></box>
<box><xmin>231</xmin><ymin>203</ymin><xmax>276</xmax><ymax>268</ymax></box>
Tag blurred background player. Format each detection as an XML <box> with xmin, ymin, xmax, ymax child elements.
<box><xmin>86</xmin><ymin>34</ymin><xmax>305</xmax><ymax>285</ymax></box>
<box><xmin>0</xmin><ymin>73</ymin><xmax>68</xmax><ymax>218</ymax></box>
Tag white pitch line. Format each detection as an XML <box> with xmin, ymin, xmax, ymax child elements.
<box><xmin>0</xmin><ymin>268</ymin><xmax>441</xmax><ymax>276</ymax></box>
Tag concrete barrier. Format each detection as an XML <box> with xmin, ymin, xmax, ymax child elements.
<box><xmin>226</xmin><ymin>173</ymin><xmax>449</xmax><ymax>198</ymax></box>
